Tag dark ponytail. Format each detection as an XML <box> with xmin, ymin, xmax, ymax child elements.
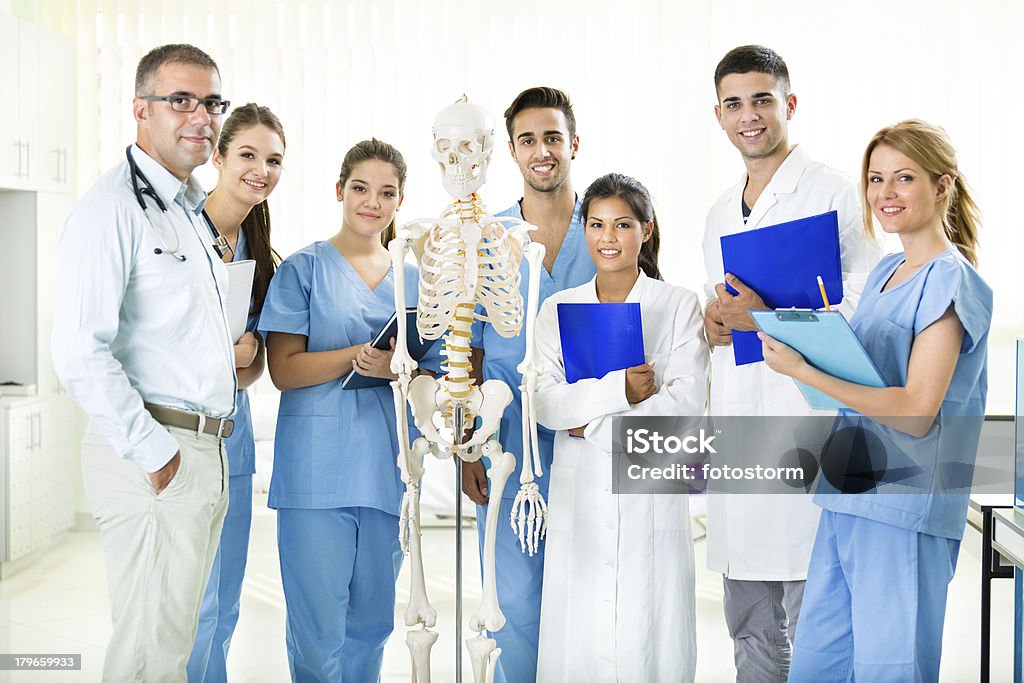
<box><xmin>581</xmin><ymin>172</ymin><xmax>661</xmax><ymax>280</ymax></box>
<box><xmin>239</xmin><ymin>199</ymin><xmax>282</xmax><ymax>316</ymax></box>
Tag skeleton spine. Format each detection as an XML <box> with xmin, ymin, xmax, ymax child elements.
<box><xmin>441</xmin><ymin>302</ymin><xmax>475</xmax><ymax>401</ymax></box>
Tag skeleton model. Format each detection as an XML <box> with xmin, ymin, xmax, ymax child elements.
<box><xmin>389</xmin><ymin>96</ymin><xmax>547</xmax><ymax>682</ymax></box>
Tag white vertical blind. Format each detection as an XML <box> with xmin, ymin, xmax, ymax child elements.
<box><xmin>59</xmin><ymin>0</ymin><xmax>1021</xmax><ymax>411</ymax></box>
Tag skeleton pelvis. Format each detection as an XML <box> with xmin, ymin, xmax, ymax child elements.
<box><xmin>407</xmin><ymin>376</ymin><xmax>512</xmax><ymax>462</ymax></box>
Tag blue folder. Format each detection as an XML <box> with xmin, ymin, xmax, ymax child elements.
<box><xmin>720</xmin><ymin>210</ymin><xmax>843</xmax><ymax>365</ymax></box>
<box><xmin>751</xmin><ymin>309</ymin><xmax>886</xmax><ymax>410</ymax></box>
<box><xmin>557</xmin><ymin>303</ymin><xmax>645</xmax><ymax>383</ymax></box>
<box><xmin>341</xmin><ymin>308</ymin><xmax>437</xmax><ymax>390</ymax></box>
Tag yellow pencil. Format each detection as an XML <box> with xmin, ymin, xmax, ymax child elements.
<box><xmin>817</xmin><ymin>275</ymin><xmax>831</xmax><ymax>311</ymax></box>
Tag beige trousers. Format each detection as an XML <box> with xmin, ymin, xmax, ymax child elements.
<box><xmin>82</xmin><ymin>425</ymin><xmax>228</xmax><ymax>683</ymax></box>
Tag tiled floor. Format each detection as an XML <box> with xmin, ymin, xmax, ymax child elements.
<box><xmin>0</xmin><ymin>494</ymin><xmax>1015</xmax><ymax>682</ymax></box>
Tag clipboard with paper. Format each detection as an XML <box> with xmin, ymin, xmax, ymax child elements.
<box><xmin>225</xmin><ymin>259</ymin><xmax>256</xmax><ymax>342</ymax></box>
<box><xmin>750</xmin><ymin>309</ymin><xmax>886</xmax><ymax>411</ymax></box>
<box><xmin>720</xmin><ymin>210</ymin><xmax>843</xmax><ymax>365</ymax></box>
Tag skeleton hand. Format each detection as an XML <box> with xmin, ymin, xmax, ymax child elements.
<box><xmin>510</xmin><ymin>481</ymin><xmax>548</xmax><ymax>556</ymax></box>
<box><xmin>399</xmin><ymin>481</ymin><xmax>418</xmax><ymax>554</ymax></box>
<box><xmin>353</xmin><ymin>338</ymin><xmax>398</xmax><ymax>380</ymax></box>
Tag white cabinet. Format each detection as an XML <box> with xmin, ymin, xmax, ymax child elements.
<box><xmin>0</xmin><ymin>13</ymin><xmax>74</xmax><ymax>192</ymax></box>
<box><xmin>0</xmin><ymin>190</ymin><xmax>73</xmax><ymax>396</ymax></box>
<box><xmin>0</xmin><ymin>14</ymin><xmax>22</xmax><ymax>188</ymax></box>
<box><xmin>36</xmin><ymin>27</ymin><xmax>73</xmax><ymax>192</ymax></box>
<box><xmin>0</xmin><ymin>394</ymin><xmax>75</xmax><ymax>565</ymax></box>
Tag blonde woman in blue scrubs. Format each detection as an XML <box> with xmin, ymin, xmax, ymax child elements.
<box><xmin>259</xmin><ymin>139</ymin><xmax>422</xmax><ymax>682</ymax></box>
<box><xmin>760</xmin><ymin>120</ymin><xmax>991</xmax><ymax>683</ymax></box>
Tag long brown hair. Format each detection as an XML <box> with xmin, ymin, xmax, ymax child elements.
<box><xmin>580</xmin><ymin>173</ymin><xmax>662</xmax><ymax>280</ymax></box>
<box><xmin>861</xmin><ymin>119</ymin><xmax>981</xmax><ymax>266</ymax></box>
<box><xmin>338</xmin><ymin>139</ymin><xmax>408</xmax><ymax>247</ymax></box>
<box><xmin>216</xmin><ymin>103</ymin><xmax>285</xmax><ymax>316</ymax></box>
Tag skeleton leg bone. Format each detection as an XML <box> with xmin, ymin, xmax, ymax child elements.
<box><xmin>407</xmin><ymin>627</ymin><xmax>439</xmax><ymax>683</ymax></box>
<box><xmin>486</xmin><ymin>647</ymin><xmax>502</xmax><ymax>683</ymax></box>
<box><xmin>469</xmin><ymin>442</ymin><xmax>515</xmax><ymax>634</ymax></box>
<box><xmin>403</xmin><ymin>438</ymin><xmax>436</xmax><ymax>629</ymax></box>
<box><xmin>466</xmin><ymin>634</ymin><xmax>498</xmax><ymax>683</ymax></box>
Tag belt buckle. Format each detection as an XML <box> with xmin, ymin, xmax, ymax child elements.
<box><xmin>196</xmin><ymin>413</ymin><xmax>206</xmax><ymax>437</ymax></box>
<box><xmin>216</xmin><ymin>419</ymin><xmax>230</xmax><ymax>439</ymax></box>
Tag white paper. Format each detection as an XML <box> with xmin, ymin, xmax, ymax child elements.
<box><xmin>225</xmin><ymin>259</ymin><xmax>256</xmax><ymax>342</ymax></box>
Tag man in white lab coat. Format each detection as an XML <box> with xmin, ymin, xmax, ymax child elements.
<box><xmin>701</xmin><ymin>45</ymin><xmax>880</xmax><ymax>682</ymax></box>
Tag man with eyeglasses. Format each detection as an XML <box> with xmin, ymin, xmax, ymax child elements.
<box><xmin>52</xmin><ymin>44</ymin><xmax>238</xmax><ymax>682</ymax></box>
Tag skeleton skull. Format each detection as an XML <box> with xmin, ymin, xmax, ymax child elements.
<box><xmin>432</xmin><ymin>95</ymin><xmax>494</xmax><ymax>198</ymax></box>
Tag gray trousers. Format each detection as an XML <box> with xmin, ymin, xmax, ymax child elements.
<box><xmin>723</xmin><ymin>577</ymin><xmax>806</xmax><ymax>683</ymax></box>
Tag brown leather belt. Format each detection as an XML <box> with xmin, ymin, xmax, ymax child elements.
<box><xmin>144</xmin><ymin>403</ymin><xmax>234</xmax><ymax>439</ymax></box>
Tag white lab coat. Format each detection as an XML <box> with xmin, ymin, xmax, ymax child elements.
<box><xmin>533</xmin><ymin>272</ymin><xmax>709</xmax><ymax>683</ymax></box>
<box><xmin>702</xmin><ymin>145</ymin><xmax>882</xmax><ymax>580</ymax></box>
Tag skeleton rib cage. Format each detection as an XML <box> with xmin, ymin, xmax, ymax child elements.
<box><xmin>414</xmin><ymin>198</ymin><xmax>526</xmax><ymax>345</ymax></box>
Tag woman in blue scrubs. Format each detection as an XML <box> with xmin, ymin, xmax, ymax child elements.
<box><xmin>260</xmin><ymin>139</ymin><xmax>418</xmax><ymax>682</ymax></box>
<box><xmin>188</xmin><ymin>103</ymin><xmax>286</xmax><ymax>683</ymax></box>
<box><xmin>760</xmin><ymin>119</ymin><xmax>991</xmax><ymax>683</ymax></box>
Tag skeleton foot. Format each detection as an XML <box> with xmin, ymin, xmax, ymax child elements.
<box><xmin>469</xmin><ymin>442</ymin><xmax>514</xmax><ymax>634</ymax></box>
<box><xmin>466</xmin><ymin>634</ymin><xmax>498</xmax><ymax>683</ymax></box>
<box><xmin>510</xmin><ymin>482</ymin><xmax>548</xmax><ymax>556</ymax></box>
<box><xmin>407</xmin><ymin>627</ymin><xmax>439</xmax><ymax>683</ymax></box>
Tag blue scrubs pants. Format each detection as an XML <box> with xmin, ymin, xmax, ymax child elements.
<box><xmin>188</xmin><ymin>473</ymin><xmax>253</xmax><ymax>682</ymax></box>
<box><xmin>278</xmin><ymin>506</ymin><xmax>402</xmax><ymax>683</ymax></box>
<box><xmin>790</xmin><ymin>510</ymin><xmax>959</xmax><ymax>683</ymax></box>
<box><xmin>475</xmin><ymin>498</ymin><xmax>545</xmax><ymax>683</ymax></box>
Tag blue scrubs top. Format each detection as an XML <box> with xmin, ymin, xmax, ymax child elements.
<box><xmin>471</xmin><ymin>199</ymin><xmax>596</xmax><ymax>500</ymax></box>
<box><xmin>258</xmin><ymin>241</ymin><xmax>422</xmax><ymax>513</ymax></box>
<box><xmin>816</xmin><ymin>249</ymin><xmax>993</xmax><ymax>540</ymax></box>
<box><xmin>225</xmin><ymin>229</ymin><xmax>256</xmax><ymax>476</ymax></box>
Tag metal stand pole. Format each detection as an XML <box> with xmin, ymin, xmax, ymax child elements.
<box><xmin>454</xmin><ymin>405</ymin><xmax>464</xmax><ymax>683</ymax></box>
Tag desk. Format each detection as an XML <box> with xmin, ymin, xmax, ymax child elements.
<box><xmin>992</xmin><ymin>508</ymin><xmax>1024</xmax><ymax>683</ymax></box>
<box><xmin>992</xmin><ymin>507</ymin><xmax>1024</xmax><ymax>570</ymax></box>
<box><xmin>968</xmin><ymin>495</ymin><xmax>1015</xmax><ymax>683</ymax></box>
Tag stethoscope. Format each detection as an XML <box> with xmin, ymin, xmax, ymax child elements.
<box><xmin>126</xmin><ymin>145</ymin><xmax>232</xmax><ymax>261</ymax></box>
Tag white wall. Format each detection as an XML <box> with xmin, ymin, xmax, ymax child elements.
<box><xmin>23</xmin><ymin>0</ymin><xmax>1023</xmax><ymax>410</ymax></box>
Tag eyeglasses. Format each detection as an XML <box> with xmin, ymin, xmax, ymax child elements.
<box><xmin>140</xmin><ymin>95</ymin><xmax>231</xmax><ymax>115</ymax></box>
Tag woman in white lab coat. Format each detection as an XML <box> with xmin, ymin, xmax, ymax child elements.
<box><xmin>534</xmin><ymin>173</ymin><xmax>709</xmax><ymax>682</ymax></box>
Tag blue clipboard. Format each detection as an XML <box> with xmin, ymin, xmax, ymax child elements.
<box><xmin>751</xmin><ymin>309</ymin><xmax>886</xmax><ymax>410</ymax></box>
<box><xmin>340</xmin><ymin>308</ymin><xmax>436</xmax><ymax>390</ymax></box>
<box><xmin>557</xmin><ymin>303</ymin><xmax>644</xmax><ymax>383</ymax></box>
<box><xmin>721</xmin><ymin>211</ymin><xmax>843</xmax><ymax>365</ymax></box>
